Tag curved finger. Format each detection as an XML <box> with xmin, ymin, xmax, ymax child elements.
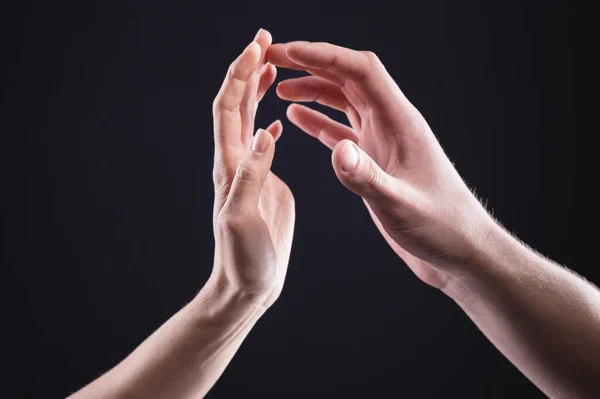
<box><xmin>286</xmin><ymin>42</ymin><xmax>371</xmax><ymax>81</ymax></box>
<box><xmin>277</xmin><ymin>41</ymin><xmax>407</xmax><ymax>114</ymax></box>
<box><xmin>255</xmin><ymin>28</ymin><xmax>272</xmax><ymax>64</ymax></box>
<box><xmin>277</xmin><ymin>76</ymin><xmax>363</xmax><ymax>130</ymax></box>
<box><xmin>276</xmin><ymin>76</ymin><xmax>351</xmax><ymax>112</ymax></box>
<box><xmin>265</xmin><ymin>119</ymin><xmax>283</xmax><ymax>142</ymax></box>
<box><xmin>213</xmin><ymin>41</ymin><xmax>261</xmax><ymax>149</ymax></box>
<box><xmin>224</xmin><ymin>129</ymin><xmax>275</xmax><ymax>216</ymax></box>
<box><xmin>286</xmin><ymin>103</ymin><xmax>358</xmax><ymax>150</ymax></box>
<box><xmin>257</xmin><ymin>63</ymin><xmax>277</xmax><ymax>102</ymax></box>
<box><xmin>266</xmin><ymin>43</ymin><xmax>343</xmax><ymax>84</ymax></box>
<box><xmin>239</xmin><ymin>29</ymin><xmax>273</xmax><ymax>145</ymax></box>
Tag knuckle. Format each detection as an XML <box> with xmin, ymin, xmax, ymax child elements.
<box><xmin>227</xmin><ymin>63</ymin><xmax>238</xmax><ymax>79</ymax></box>
<box><xmin>212</xmin><ymin>96</ymin><xmax>224</xmax><ymax>114</ymax></box>
<box><xmin>212</xmin><ymin>163</ymin><xmax>231</xmax><ymax>188</ymax></box>
<box><xmin>362</xmin><ymin>162</ymin><xmax>382</xmax><ymax>193</ymax></box>
<box><xmin>236</xmin><ymin>161</ymin><xmax>259</xmax><ymax>182</ymax></box>
<box><xmin>217</xmin><ymin>213</ymin><xmax>248</xmax><ymax>232</ymax></box>
<box><xmin>227</xmin><ymin>62</ymin><xmax>246</xmax><ymax>83</ymax></box>
<box><xmin>343</xmin><ymin>51</ymin><xmax>376</xmax><ymax>83</ymax></box>
<box><xmin>361</xmin><ymin>51</ymin><xmax>384</xmax><ymax>79</ymax></box>
<box><xmin>362</xmin><ymin>50</ymin><xmax>380</xmax><ymax>64</ymax></box>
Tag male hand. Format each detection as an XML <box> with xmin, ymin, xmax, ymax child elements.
<box><xmin>268</xmin><ymin>42</ymin><xmax>493</xmax><ymax>289</ymax></box>
<box><xmin>211</xmin><ymin>30</ymin><xmax>295</xmax><ymax>308</ymax></box>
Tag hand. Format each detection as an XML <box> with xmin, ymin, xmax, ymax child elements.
<box><xmin>267</xmin><ymin>42</ymin><xmax>493</xmax><ymax>289</ymax></box>
<box><xmin>210</xmin><ymin>30</ymin><xmax>295</xmax><ymax>309</ymax></box>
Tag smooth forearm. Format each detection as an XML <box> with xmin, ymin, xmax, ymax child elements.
<box><xmin>68</xmin><ymin>275</ymin><xmax>267</xmax><ymax>399</ymax></box>
<box><xmin>443</xmin><ymin>221</ymin><xmax>600</xmax><ymax>398</ymax></box>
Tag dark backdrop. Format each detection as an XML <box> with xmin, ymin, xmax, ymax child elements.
<box><xmin>2</xmin><ymin>1</ymin><xmax>594</xmax><ymax>398</ymax></box>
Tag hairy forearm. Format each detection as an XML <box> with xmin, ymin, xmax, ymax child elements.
<box><xmin>68</xmin><ymin>275</ymin><xmax>267</xmax><ymax>399</ymax></box>
<box><xmin>443</xmin><ymin>221</ymin><xmax>600</xmax><ymax>398</ymax></box>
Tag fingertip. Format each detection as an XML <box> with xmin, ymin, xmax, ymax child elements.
<box><xmin>251</xmin><ymin>128</ymin><xmax>273</xmax><ymax>154</ymax></box>
<box><xmin>245</xmin><ymin>40</ymin><xmax>261</xmax><ymax>53</ymax></box>
<box><xmin>332</xmin><ymin>139</ymin><xmax>359</xmax><ymax>173</ymax></box>
<box><xmin>260</xmin><ymin>62</ymin><xmax>269</xmax><ymax>74</ymax></box>
<box><xmin>265</xmin><ymin>44</ymin><xmax>279</xmax><ymax>61</ymax></box>
<box><xmin>254</xmin><ymin>28</ymin><xmax>272</xmax><ymax>45</ymax></box>
<box><xmin>254</xmin><ymin>28</ymin><xmax>270</xmax><ymax>39</ymax></box>
<box><xmin>286</xmin><ymin>103</ymin><xmax>299</xmax><ymax>120</ymax></box>
<box><xmin>260</xmin><ymin>61</ymin><xmax>275</xmax><ymax>76</ymax></box>
<box><xmin>266</xmin><ymin>119</ymin><xmax>283</xmax><ymax>141</ymax></box>
<box><xmin>266</xmin><ymin>119</ymin><xmax>283</xmax><ymax>132</ymax></box>
<box><xmin>245</xmin><ymin>41</ymin><xmax>262</xmax><ymax>63</ymax></box>
<box><xmin>276</xmin><ymin>81</ymin><xmax>284</xmax><ymax>97</ymax></box>
<box><xmin>340</xmin><ymin>141</ymin><xmax>359</xmax><ymax>172</ymax></box>
<box><xmin>256</xmin><ymin>63</ymin><xmax>278</xmax><ymax>102</ymax></box>
<box><xmin>276</xmin><ymin>78</ymin><xmax>293</xmax><ymax>95</ymax></box>
<box><xmin>254</xmin><ymin>29</ymin><xmax>273</xmax><ymax>66</ymax></box>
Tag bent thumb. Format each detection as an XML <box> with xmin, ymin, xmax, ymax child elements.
<box><xmin>332</xmin><ymin>140</ymin><xmax>393</xmax><ymax>202</ymax></box>
<box><xmin>224</xmin><ymin>129</ymin><xmax>275</xmax><ymax>216</ymax></box>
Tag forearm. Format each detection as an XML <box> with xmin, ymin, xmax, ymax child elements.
<box><xmin>68</xmin><ymin>275</ymin><xmax>267</xmax><ymax>399</ymax></box>
<box><xmin>443</xmin><ymin>221</ymin><xmax>600</xmax><ymax>398</ymax></box>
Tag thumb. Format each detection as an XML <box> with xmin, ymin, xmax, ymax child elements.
<box><xmin>224</xmin><ymin>128</ymin><xmax>275</xmax><ymax>215</ymax></box>
<box><xmin>332</xmin><ymin>140</ymin><xmax>394</xmax><ymax>203</ymax></box>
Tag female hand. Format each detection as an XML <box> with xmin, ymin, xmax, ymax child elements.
<box><xmin>210</xmin><ymin>29</ymin><xmax>295</xmax><ymax>309</ymax></box>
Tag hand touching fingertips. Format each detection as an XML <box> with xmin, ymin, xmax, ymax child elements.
<box><xmin>268</xmin><ymin>41</ymin><xmax>491</xmax><ymax>287</ymax></box>
<box><xmin>211</xmin><ymin>29</ymin><xmax>295</xmax><ymax>307</ymax></box>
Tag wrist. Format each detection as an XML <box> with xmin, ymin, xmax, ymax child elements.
<box><xmin>189</xmin><ymin>271</ymin><xmax>270</xmax><ymax>323</ymax></box>
<box><xmin>441</xmin><ymin>216</ymin><xmax>525</xmax><ymax>305</ymax></box>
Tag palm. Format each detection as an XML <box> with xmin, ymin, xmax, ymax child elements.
<box><xmin>350</xmin><ymin>106</ymin><xmax>452</xmax><ymax>289</ymax></box>
<box><xmin>350</xmin><ymin>108</ymin><xmax>400</xmax><ymax>174</ymax></box>
<box><xmin>254</xmin><ymin>173</ymin><xmax>293</xmax><ymax>306</ymax></box>
<box><xmin>366</xmin><ymin>201</ymin><xmax>452</xmax><ymax>290</ymax></box>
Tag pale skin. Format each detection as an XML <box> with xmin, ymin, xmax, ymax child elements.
<box><xmin>68</xmin><ymin>29</ymin><xmax>294</xmax><ymax>399</ymax></box>
<box><xmin>69</xmin><ymin>29</ymin><xmax>600</xmax><ymax>398</ymax></box>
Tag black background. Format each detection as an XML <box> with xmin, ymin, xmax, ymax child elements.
<box><xmin>2</xmin><ymin>1</ymin><xmax>595</xmax><ymax>398</ymax></box>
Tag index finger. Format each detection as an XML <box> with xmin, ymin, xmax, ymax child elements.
<box><xmin>266</xmin><ymin>43</ymin><xmax>344</xmax><ymax>84</ymax></box>
<box><xmin>286</xmin><ymin>42</ymin><xmax>371</xmax><ymax>82</ymax></box>
<box><xmin>268</xmin><ymin>41</ymin><xmax>405</xmax><ymax>110</ymax></box>
<box><xmin>213</xmin><ymin>40</ymin><xmax>262</xmax><ymax>150</ymax></box>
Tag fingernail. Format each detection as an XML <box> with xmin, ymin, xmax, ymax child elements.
<box><xmin>260</xmin><ymin>62</ymin><xmax>270</xmax><ymax>74</ymax></box>
<box><xmin>254</xmin><ymin>28</ymin><xmax>265</xmax><ymax>40</ymax></box>
<box><xmin>341</xmin><ymin>142</ymin><xmax>359</xmax><ymax>172</ymax></box>
<box><xmin>251</xmin><ymin>129</ymin><xmax>270</xmax><ymax>153</ymax></box>
<box><xmin>244</xmin><ymin>40</ymin><xmax>257</xmax><ymax>52</ymax></box>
